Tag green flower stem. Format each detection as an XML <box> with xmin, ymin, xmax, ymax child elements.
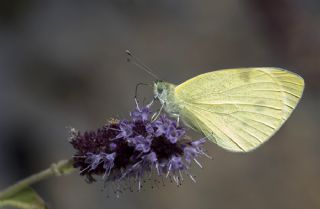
<box><xmin>0</xmin><ymin>159</ymin><xmax>75</xmax><ymax>200</ymax></box>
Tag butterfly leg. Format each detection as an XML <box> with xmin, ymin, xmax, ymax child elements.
<box><xmin>134</xmin><ymin>97</ymin><xmax>141</xmax><ymax>111</ymax></box>
<box><xmin>151</xmin><ymin>103</ymin><xmax>164</xmax><ymax>121</ymax></box>
<box><xmin>172</xmin><ymin>114</ymin><xmax>180</xmax><ymax>127</ymax></box>
<box><xmin>135</xmin><ymin>82</ymin><xmax>149</xmax><ymax>99</ymax></box>
<box><xmin>146</xmin><ymin>97</ymin><xmax>155</xmax><ymax>108</ymax></box>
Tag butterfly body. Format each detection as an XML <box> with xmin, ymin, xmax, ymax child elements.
<box><xmin>154</xmin><ymin>81</ymin><xmax>182</xmax><ymax>116</ymax></box>
<box><xmin>154</xmin><ymin>67</ymin><xmax>304</xmax><ymax>152</ymax></box>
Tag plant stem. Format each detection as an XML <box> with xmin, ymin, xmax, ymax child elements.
<box><xmin>0</xmin><ymin>159</ymin><xmax>75</xmax><ymax>199</ymax></box>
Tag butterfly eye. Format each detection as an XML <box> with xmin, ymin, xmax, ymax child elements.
<box><xmin>157</xmin><ymin>88</ymin><xmax>163</xmax><ymax>94</ymax></box>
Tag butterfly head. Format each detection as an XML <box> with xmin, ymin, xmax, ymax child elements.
<box><xmin>154</xmin><ymin>80</ymin><xmax>171</xmax><ymax>104</ymax></box>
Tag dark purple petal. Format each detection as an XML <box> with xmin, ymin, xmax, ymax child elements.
<box><xmin>109</xmin><ymin>143</ymin><xmax>117</xmax><ymax>150</ymax></box>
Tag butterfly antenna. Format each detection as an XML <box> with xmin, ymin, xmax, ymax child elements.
<box><xmin>125</xmin><ymin>50</ymin><xmax>160</xmax><ymax>80</ymax></box>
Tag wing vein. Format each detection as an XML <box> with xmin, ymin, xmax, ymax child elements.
<box><xmin>227</xmin><ymin>114</ymin><xmax>269</xmax><ymax>138</ymax></box>
<box><xmin>280</xmin><ymin>80</ymin><xmax>304</xmax><ymax>86</ymax></box>
<box><xmin>220</xmin><ymin>82</ymin><xmax>280</xmax><ymax>94</ymax></box>
<box><xmin>191</xmin><ymin>102</ymin><xmax>283</xmax><ymax>111</ymax></box>
<box><xmin>188</xmin><ymin>107</ymin><xmax>246</xmax><ymax>151</ymax></box>
<box><xmin>186</xmin><ymin>104</ymin><xmax>282</xmax><ymax>120</ymax></box>
<box><xmin>252</xmin><ymin>89</ymin><xmax>300</xmax><ymax>98</ymax></box>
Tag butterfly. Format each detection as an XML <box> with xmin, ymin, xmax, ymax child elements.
<box><xmin>153</xmin><ymin>68</ymin><xmax>304</xmax><ymax>152</ymax></box>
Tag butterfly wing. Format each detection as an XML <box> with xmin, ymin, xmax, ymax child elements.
<box><xmin>175</xmin><ymin>68</ymin><xmax>304</xmax><ymax>152</ymax></box>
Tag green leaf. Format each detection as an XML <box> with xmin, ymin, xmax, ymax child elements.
<box><xmin>0</xmin><ymin>187</ymin><xmax>46</xmax><ymax>209</ymax></box>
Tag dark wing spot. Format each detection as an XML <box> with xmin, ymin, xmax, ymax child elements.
<box><xmin>239</xmin><ymin>71</ymin><xmax>251</xmax><ymax>82</ymax></box>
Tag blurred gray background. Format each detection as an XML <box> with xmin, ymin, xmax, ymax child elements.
<box><xmin>0</xmin><ymin>0</ymin><xmax>320</xmax><ymax>209</ymax></box>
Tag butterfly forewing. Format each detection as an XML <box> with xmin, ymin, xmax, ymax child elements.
<box><xmin>175</xmin><ymin>68</ymin><xmax>304</xmax><ymax>152</ymax></box>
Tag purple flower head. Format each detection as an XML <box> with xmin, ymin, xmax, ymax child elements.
<box><xmin>153</xmin><ymin>116</ymin><xmax>185</xmax><ymax>143</ymax></box>
<box><xmin>184</xmin><ymin>138</ymin><xmax>207</xmax><ymax>166</ymax></box>
<box><xmin>131</xmin><ymin>135</ymin><xmax>152</xmax><ymax>153</ymax></box>
<box><xmin>115</xmin><ymin>120</ymin><xmax>133</xmax><ymax>139</ymax></box>
<box><xmin>101</xmin><ymin>152</ymin><xmax>116</xmax><ymax>178</ymax></box>
<box><xmin>166</xmin><ymin>125</ymin><xmax>186</xmax><ymax>143</ymax></box>
<box><xmin>130</xmin><ymin>107</ymin><xmax>151</xmax><ymax>122</ymax></box>
<box><xmin>168</xmin><ymin>156</ymin><xmax>184</xmax><ymax>170</ymax></box>
<box><xmin>142</xmin><ymin>151</ymin><xmax>157</xmax><ymax>163</ymax></box>
<box><xmin>184</xmin><ymin>147</ymin><xmax>198</xmax><ymax>164</ymax></box>
<box><xmin>84</xmin><ymin>153</ymin><xmax>103</xmax><ymax>171</ymax></box>
<box><xmin>70</xmin><ymin>105</ymin><xmax>211</xmax><ymax>196</ymax></box>
<box><xmin>153</xmin><ymin>116</ymin><xmax>171</xmax><ymax>137</ymax></box>
<box><xmin>145</xmin><ymin>123</ymin><xmax>154</xmax><ymax>135</ymax></box>
<box><xmin>101</xmin><ymin>152</ymin><xmax>116</xmax><ymax>166</ymax></box>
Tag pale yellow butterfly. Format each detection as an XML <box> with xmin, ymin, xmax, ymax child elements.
<box><xmin>153</xmin><ymin>68</ymin><xmax>304</xmax><ymax>152</ymax></box>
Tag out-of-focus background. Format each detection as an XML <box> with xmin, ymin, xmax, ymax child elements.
<box><xmin>0</xmin><ymin>0</ymin><xmax>319</xmax><ymax>209</ymax></box>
